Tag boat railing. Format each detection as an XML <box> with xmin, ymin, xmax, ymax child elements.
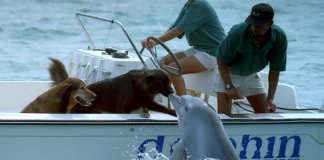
<box><xmin>75</xmin><ymin>13</ymin><xmax>148</xmax><ymax>68</ymax></box>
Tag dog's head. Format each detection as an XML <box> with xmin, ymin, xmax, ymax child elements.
<box><xmin>61</xmin><ymin>78</ymin><xmax>97</xmax><ymax>107</ymax></box>
<box><xmin>144</xmin><ymin>69</ymin><xmax>174</xmax><ymax>97</ymax></box>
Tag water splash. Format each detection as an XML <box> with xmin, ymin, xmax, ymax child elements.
<box><xmin>136</xmin><ymin>148</ymin><xmax>169</xmax><ymax>160</ymax></box>
<box><xmin>125</xmin><ymin>135</ymin><xmax>220</xmax><ymax>160</ymax></box>
<box><xmin>136</xmin><ymin>149</ymin><xmax>220</xmax><ymax>160</ymax></box>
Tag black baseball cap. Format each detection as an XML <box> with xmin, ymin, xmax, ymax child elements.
<box><xmin>245</xmin><ymin>3</ymin><xmax>274</xmax><ymax>26</ymax></box>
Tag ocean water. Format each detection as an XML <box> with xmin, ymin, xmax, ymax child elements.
<box><xmin>1</xmin><ymin>0</ymin><xmax>323</xmax><ymax>108</ymax></box>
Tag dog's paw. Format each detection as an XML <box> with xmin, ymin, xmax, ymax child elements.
<box><xmin>140</xmin><ymin>108</ymin><xmax>150</xmax><ymax>118</ymax></box>
<box><xmin>140</xmin><ymin>112</ymin><xmax>150</xmax><ymax>118</ymax></box>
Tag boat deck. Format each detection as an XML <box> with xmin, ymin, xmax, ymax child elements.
<box><xmin>1</xmin><ymin>112</ymin><xmax>323</xmax><ymax>124</ymax></box>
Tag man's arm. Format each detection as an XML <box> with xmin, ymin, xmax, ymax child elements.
<box><xmin>158</xmin><ymin>28</ymin><xmax>184</xmax><ymax>42</ymax></box>
<box><xmin>141</xmin><ymin>28</ymin><xmax>184</xmax><ymax>48</ymax></box>
<box><xmin>217</xmin><ymin>58</ymin><xmax>242</xmax><ymax>100</ymax></box>
<box><xmin>217</xmin><ymin>58</ymin><xmax>232</xmax><ymax>86</ymax></box>
<box><xmin>267</xmin><ymin>70</ymin><xmax>280</xmax><ymax>111</ymax></box>
<box><xmin>267</xmin><ymin>70</ymin><xmax>279</xmax><ymax>101</ymax></box>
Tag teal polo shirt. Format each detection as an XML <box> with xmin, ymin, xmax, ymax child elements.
<box><xmin>169</xmin><ymin>0</ymin><xmax>225</xmax><ymax>57</ymax></box>
<box><xmin>216</xmin><ymin>22</ymin><xmax>288</xmax><ymax>75</ymax></box>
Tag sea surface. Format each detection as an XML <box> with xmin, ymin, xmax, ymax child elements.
<box><xmin>1</xmin><ymin>0</ymin><xmax>323</xmax><ymax>108</ymax></box>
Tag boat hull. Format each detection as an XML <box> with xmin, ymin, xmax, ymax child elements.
<box><xmin>1</xmin><ymin>113</ymin><xmax>323</xmax><ymax>160</ymax></box>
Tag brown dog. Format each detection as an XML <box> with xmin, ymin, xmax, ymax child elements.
<box><xmin>49</xmin><ymin>58</ymin><xmax>176</xmax><ymax>116</ymax></box>
<box><xmin>21</xmin><ymin>58</ymin><xmax>97</xmax><ymax>113</ymax></box>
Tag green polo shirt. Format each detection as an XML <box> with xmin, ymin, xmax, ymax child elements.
<box><xmin>169</xmin><ymin>0</ymin><xmax>225</xmax><ymax>57</ymax></box>
<box><xmin>216</xmin><ymin>22</ymin><xmax>287</xmax><ymax>75</ymax></box>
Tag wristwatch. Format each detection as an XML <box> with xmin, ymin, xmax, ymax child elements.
<box><xmin>225</xmin><ymin>83</ymin><xmax>233</xmax><ymax>90</ymax></box>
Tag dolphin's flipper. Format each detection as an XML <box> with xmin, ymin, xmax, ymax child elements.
<box><xmin>170</xmin><ymin>141</ymin><xmax>187</xmax><ymax>160</ymax></box>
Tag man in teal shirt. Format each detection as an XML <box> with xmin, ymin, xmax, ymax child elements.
<box><xmin>215</xmin><ymin>3</ymin><xmax>288</xmax><ymax>115</ymax></box>
<box><xmin>142</xmin><ymin>0</ymin><xmax>225</xmax><ymax>95</ymax></box>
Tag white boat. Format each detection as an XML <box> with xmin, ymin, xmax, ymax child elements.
<box><xmin>1</xmin><ymin>13</ymin><xmax>323</xmax><ymax>160</ymax></box>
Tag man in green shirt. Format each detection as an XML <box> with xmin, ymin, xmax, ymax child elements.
<box><xmin>215</xmin><ymin>3</ymin><xmax>288</xmax><ymax>115</ymax></box>
<box><xmin>142</xmin><ymin>0</ymin><xmax>225</xmax><ymax>95</ymax></box>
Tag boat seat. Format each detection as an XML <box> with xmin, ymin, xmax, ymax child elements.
<box><xmin>183</xmin><ymin>70</ymin><xmax>301</xmax><ymax>110</ymax></box>
<box><xmin>0</xmin><ymin>81</ymin><xmax>50</xmax><ymax>113</ymax></box>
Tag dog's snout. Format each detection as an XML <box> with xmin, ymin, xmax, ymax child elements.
<box><xmin>161</xmin><ymin>87</ymin><xmax>174</xmax><ymax>97</ymax></box>
<box><xmin>169</xmin><ymin>88</ymin><xmax>174</xmax><ymax>94</ymax></box>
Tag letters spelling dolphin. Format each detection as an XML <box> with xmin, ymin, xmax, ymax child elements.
<box><xmin>169</xmin><ymin>94</ymin><xmax>239</xmax><ymax>160</ymax></box>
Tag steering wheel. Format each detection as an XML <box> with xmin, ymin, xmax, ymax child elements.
<box><xmin>140</xmin><ymin>36</ymin><xmax>183</xmax><ymax>77</ymax></box>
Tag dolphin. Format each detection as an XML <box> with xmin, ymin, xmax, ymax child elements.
<box><xmin>169</xmin><ymin>94</ymin><xmax>239</xmax><ymax>160</ymax></box>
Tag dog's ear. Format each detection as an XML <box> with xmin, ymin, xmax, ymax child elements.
<box><xmin>144</xmin><ymin>70</ymin><xmax>174</xmax><ymax>96</ymax></box>
<box><xmin>143</xmin><ymin>74</ymin><xmax>160</xmax><ymax>90</ymax></box>
<box><xmin>52</xmin><ymin>80</ymin><xmax>74</xmax><ymax>113</ymax></box>
<box><xmin>56</xmin><ymin>81</ymin><xmax>74</xmax><ymax>99</ymax></box>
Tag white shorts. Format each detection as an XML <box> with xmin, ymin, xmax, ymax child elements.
<box><xmin>214</xmin><ymin>72</ymin><xmax>265</xmax><ymax>97</ymax></box>
<box><xmin>183</xmin><ymin>47</ymin><xmax>217</xmax><ymax>70</ymax></box>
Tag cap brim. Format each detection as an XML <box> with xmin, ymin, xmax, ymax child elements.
<box><xmin>245</xmin><ymin>16</ymin><xmax>267</xmax><ymax>26</ymax></box>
